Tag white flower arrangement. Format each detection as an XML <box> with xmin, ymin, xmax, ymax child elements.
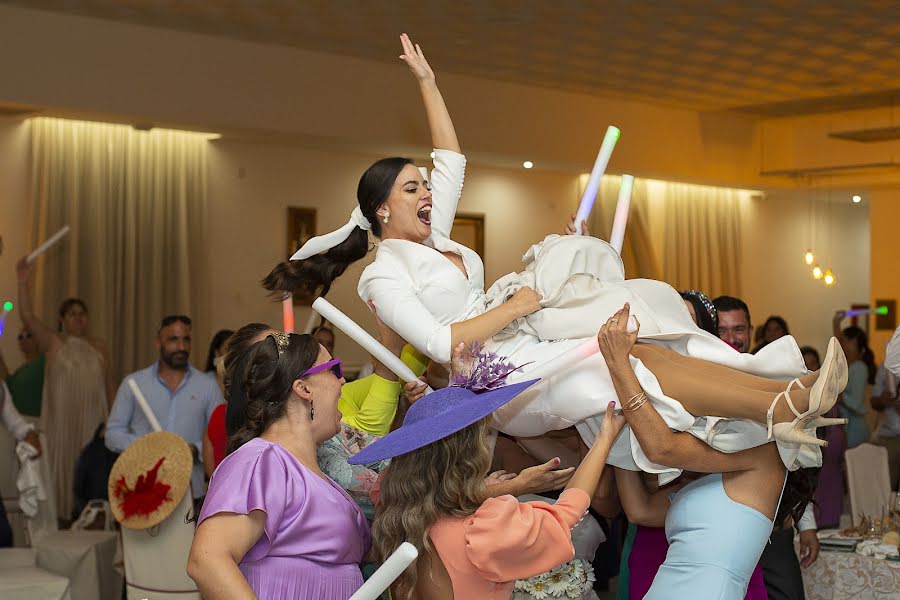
<box><xmin>513</xmin><ymin>559</ymin><xmax>596</xmax><ymax>599</ymax></box>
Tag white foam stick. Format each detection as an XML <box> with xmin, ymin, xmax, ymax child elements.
<box><xmin>348</xmin><ymin>542</ymin><xmax>418</xmax><ymax>600</ymax></box>
<box><xmin>609</xmin><ymin>174</ymin><xmax>634</xmax><ymax>254</ymax></box>
<box><xmin>313</xmin><ymin>297</ymin><xmax>432</xmax><ymax>392</ymax></box>
<box><xmin>26</xmin><ymin>225</ymin><xmax>71</xmax><ymax>264</ymax></box>
<box><xmin>302</xmin><ymin>309</ymin><xmax>321</xmax><ymax>335</ymax></box>
<box><xmin>127</xmin><ymin>379</ymin><xmax>163</xmax><ymax>433</ymax></box>
<box><xmin>574</xmin><ymin>126</ymin><xmax>620</xmax><ymax>235</ymax></box>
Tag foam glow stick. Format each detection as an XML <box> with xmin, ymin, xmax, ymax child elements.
<box><xmin>0</xmin><ymin>301</ymin><xmax>11</xmax><ymax>336</ymax></box>
<box><xmin>282</xmin><ymin>295</ymin><xmax>295</xmax><ymax>333</ymax></box>
<box><xmin>26</xmin><ymin>225</ymin><xmax>70</xmax><ymax>264</ymax></box>
<box><xmin>522</xmin><ymin>315</ymin><xmax>638</xmax><ymax>381</ymax></box>
<box><xmin>313</xmin><ymin>297</ymin><xmax>432</xmax><ymax>392</ymax></box>
<box><xmin>844</xmin><ymin>306</ymin><xmax>889</xmax><ymax>317</ymax></box>
<box><xmin>127</xmin><ymin>379</ymin><xmax>163</xmax><ymax>433</ymax></box>
<box><xmin>609</xmin><ymin>174</ymin><xmax>634</xmax><ymax>254</ymax></box>
<box><xmin>302</xmin><ymin>309</ymin><xmax>321</xmax><ymax>334</ymax></box>
<box><xmin>574</xmin><ymin>126</ymin><xmax>620</xmax><ymax>235</ymax></box>
<box><xmin>348</xmin><ymin>542</ymin><xmax>418</xmax><ymax>600</ymax></box>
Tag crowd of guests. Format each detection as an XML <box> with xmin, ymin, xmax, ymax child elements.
<box><xmin>3</xmin><ymin>266</ymin><xmax>899</xmax><ymax>599</ymax></box>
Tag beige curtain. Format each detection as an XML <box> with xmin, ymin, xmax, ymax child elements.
<box><xmin>657</xmin><ymin>181</ymin><xmax>743</xmax><ymax>299</ymax></box>
<box><xmin>29</xmin><ymin>117</ymin><xmax>210</xmax><ymax>381</ymax></box>
<box><xmin>583</xmin><ymin>174</ymin><xmax>744</xmax><ymax>298</ymax></box>
<box><xmin>585</xmin><ymin>175</ymin><xmax>662</xmax><ymax>280</ymax></box>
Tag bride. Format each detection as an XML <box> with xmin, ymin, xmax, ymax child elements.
<box><xmin>265</xmin><ymin>34</ymin><xmax>845</xmax><ymax>479</ymax></box>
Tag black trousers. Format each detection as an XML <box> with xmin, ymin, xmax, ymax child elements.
<box><xmin>760</xmin><ymin>527</ymin><xmax>805</xmax><ymax>600</ymax></box>
<box><xmin>0</xmin><ymin>498</ymin><xmax>12</xmax><ymax>547</ymax></box>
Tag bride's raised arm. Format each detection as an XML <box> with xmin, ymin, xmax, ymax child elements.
<box><xmin>400</xmin><ymin>33</ymin><xmax>459</xmax><ymax>153</ymax></box>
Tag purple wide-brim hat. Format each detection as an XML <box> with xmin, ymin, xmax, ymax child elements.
<box><xmin>348</xmin><ymin>378</ymin><xmax>540</xmax><ymax>465</ymax></box>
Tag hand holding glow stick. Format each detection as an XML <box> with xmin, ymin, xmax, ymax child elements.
<box><xmin>312</xmin><ymin>297</ymin><xmax>432</xmax><ymax>393</ymax></box>
<box><xmin>843</xmin><ymin>306</ymin><xmax>889</xmax><ymax>318</ymax></box>
<box><xmin>609</xmin><ymin>174</ymin><xmax>634</xmax><ymax>254</ymax></box>
<box><xmin>574</xmin><ymin>126</ymin><xmax>620</xmax><ymax>235</ymax></box>
<box><xmin>26</xmin><ymin>225</ymin><xmax>70</xmax><ymax>264</ymax></box>
<box><xmin>127</xmin><ymin>379</ymin><xmax>163</xmax><ymax>433</ymax></box>
<box><xmin>348</xmin><ymin>542</ymin><xmax>418</xmax><ymax>600</ymax></box>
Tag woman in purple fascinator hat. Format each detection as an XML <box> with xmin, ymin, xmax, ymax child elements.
<box><xmin>354</xmin><ymin>342</ymin><xmax>626</xmax><ymax>600</ymax></box>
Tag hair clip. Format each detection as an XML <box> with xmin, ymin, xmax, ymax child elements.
<box><xmin>269</xmin><ymin>332</ymin><xmax>291</xmax><ymax>356</ymax></box>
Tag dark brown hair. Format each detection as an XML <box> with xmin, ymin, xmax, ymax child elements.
<box><xmin>262</xmin><ymin>157</ymin><xmax>414</xmax><ymax>298</ymax></box>
<box><xmin>226</xmin><ymin>333</ymin><xmax>319</xmax><ymax>454</ymax></box>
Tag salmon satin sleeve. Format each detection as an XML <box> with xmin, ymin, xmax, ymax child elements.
<box><xmin>464</xmin><ymin>488</ymin><xmax>590</xmax><ymax>583</ymax></box>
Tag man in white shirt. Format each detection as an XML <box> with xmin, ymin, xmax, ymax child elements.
<box><xmin>871</xmin><ymin>362</ymin><xmax>900</xmax><ymax>489</ymax></box>
<box><xmin>886</xmin><ymin>325</ymin><xmax>900</xmax><ymax>378</ymax></box>
<box><xmin>0</xmin><ymin>382</ymin><xmax>41</xmax><ymax>546</ymax></box>
<box><xmin>713</xmin><ymin>296</ymin><xmax>818</xmax><ymax>600</ymax></box>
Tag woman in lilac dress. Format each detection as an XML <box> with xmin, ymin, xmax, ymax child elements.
<box><xmin>188</xmin><ymin>332</ymin><xmax>370</xmax><ymax>599</ymax></box>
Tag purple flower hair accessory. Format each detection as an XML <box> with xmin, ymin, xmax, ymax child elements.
<box><xmin>449</xmin><ymin>341</ymin><xmax>529</xmax><ymax>392</ymax></box>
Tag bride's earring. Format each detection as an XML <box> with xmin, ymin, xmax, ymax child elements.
<box><xmin>382</xmin><ymin>213</ymin><xmax>390</xmax><ymax>224</ymax></box>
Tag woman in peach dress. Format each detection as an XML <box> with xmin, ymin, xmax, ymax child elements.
<box><xmin>350</xmin><ymin>346</ymin><xmax>625</xmax><ymax>600</ymax></box>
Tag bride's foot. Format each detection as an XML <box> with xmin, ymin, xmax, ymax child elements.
<box><xmin>767</xmin><ymin>338</ymin><xmax>847</xmax><ymax>446</ymax></box>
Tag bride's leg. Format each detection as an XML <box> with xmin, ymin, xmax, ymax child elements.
<box><xmin>630</xmin><ymin>344</ymin><xmax>810</xmax><ymax>424</ymax></box>
<box><xmin>635</xmin><ymin>343</ymin><xmax>817</xmax><ymax>391</ymax></box>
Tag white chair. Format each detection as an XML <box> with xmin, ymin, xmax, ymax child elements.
<box><xmin>121</xmin><ymin>491</ymin><xmax>200</xmax><ymax>600</ymax></box>
<box><xmin>0</xmin><ymin>547</ymin><xmax>71</xmax><ymax>600</ymax></box>
<box><xmin>845</xmin><ymin>442</ymin><xmax>892</xmax><ymax>525</ymax></box>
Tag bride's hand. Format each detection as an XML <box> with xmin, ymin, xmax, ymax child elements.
<box><xmin>597</xmin><ymin>303</ymin><xmax>640</xmax><ymax>365</ymax></box>
<box><xmin>399</xmin><ymin>33</ymin><xmax>435</xmax><ymax>82</ymax></box>
<box><xmin>564</xmin><ymin>214</ymin><xmax>590</xmax><ymax>236</ymax></box>
<box><xmin>508</xmin><ymin>286</ymin><xmax>542</xmax><ymax>318</ymax></box>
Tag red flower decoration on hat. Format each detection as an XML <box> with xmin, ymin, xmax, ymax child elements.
<box><xmin>113</xmin><ymin>457</ymin><xmax>172</xmax><ymax>519</ymax></box>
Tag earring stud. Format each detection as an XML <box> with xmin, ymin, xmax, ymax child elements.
<box><xmin>382</xmin><ymin>214</ymin><xmax>390</xmax><ymax>224</ymax></box>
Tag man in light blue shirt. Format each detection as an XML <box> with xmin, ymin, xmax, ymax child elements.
<box><xmin>106</xmin><ymin>315</ymin><xmax>223</xmax><ymax>501</ymax></box>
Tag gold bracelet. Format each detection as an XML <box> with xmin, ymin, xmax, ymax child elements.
<box><xmin>622</xmin><ymin>391</ymin><xmax>648</xmax><ymax>411</ymax></box>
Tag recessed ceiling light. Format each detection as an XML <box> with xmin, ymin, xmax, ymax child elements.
<box><xmin>852</xmin><ymin>195</ymin><xmax>862</xmax><ymax>203</ymax></box>
<box><xmin>430</xmin><ymin>151</ymin><xmax>435</xmax><ymax>159</ymax></box>
<box><xmin>523</xmin><ymin>161</ymin><xmax>534</xmax><ymax>169</ymax></box>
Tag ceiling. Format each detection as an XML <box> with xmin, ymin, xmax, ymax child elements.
<box><xmin>8</xmin><ymin>0</ymin><xmax>900</xmax><ymax>114</ymax></box>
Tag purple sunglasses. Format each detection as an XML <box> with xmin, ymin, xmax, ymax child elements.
<box><xmin>299</xmin><ymin>358</ymin><xmax>343</xmax><ymax>380</ymax></box>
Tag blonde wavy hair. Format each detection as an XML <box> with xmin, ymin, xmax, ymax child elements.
<box><xmin>371</xmin><ymin>416</ymin><xmax>493</xmax><ymax>599</ymax></box>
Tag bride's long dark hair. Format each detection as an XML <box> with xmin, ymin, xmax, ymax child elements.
<box><xmin>263</xmin><ymin>157</ymin><xmax>414</xmax><ymax>298</ymax></box>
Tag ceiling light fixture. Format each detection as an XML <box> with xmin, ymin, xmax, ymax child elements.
<box><xmin>824</xmin><ymin>269</ymin><xmax>835</xmax><ymax>286</ymax></box>
<box><xmin>523</xmin><ymin>161</ymin><xmax>534</xmax><ymax>169</ymax></box>
<box><xmin>852</xmin><ymin>195</ymin><xmax>862</xmax><ymax>203</ymax></box>
<box><xmin>812</xmin><ymin>265</ymin><xmax>824</xmax><ymax>280</ymax></box>
<box><xmin>804</xmin><ymin>250</ymin><xmax>814</xmax><ymax>265</ymax></box>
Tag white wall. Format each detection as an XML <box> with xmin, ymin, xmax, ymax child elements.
<box><xmin>740</xmin><ymin>191</ymin><xmax>870</xmax><ymax>355</ymax></box>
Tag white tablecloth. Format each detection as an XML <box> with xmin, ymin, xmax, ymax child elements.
<box><xmin>803</xmin><ymin>549</ymin><xmax>900</xmax><ymax>599</ymax></box>
<box><xmin>35</xmin><ymin>530</ymin><xmax>122</xmax><ymax>600</ymax></box>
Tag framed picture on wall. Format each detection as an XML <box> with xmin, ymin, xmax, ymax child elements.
<box><xmin>286</xmin><ymin>207</ymin><xmax>317</xmax><ymax>306</ymax></box>
<box><xmin>451</xmin><ymin>213</ymin><xmax>485</xmax><ymax>260</ymax></box>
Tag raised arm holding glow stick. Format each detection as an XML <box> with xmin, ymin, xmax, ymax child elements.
<box><xmin>573</xmin><ymin>126</ymin><xmax>620</xmax><ymax>235</ymax></box>
<box><xmin>312</xmin><ymin>297</ymin><xmax>432</xmax><ymax>393</ymax></box>
<box><xmin>348</xmin><ymin>542</ymin><xmax>418</xmax><ymax>600</ymax></box>
<box><xmin>127</xmin><ymin>379</ymin><xmax>163</xmax><ymax>433</ymax></box>
<box><xmin>609</xmin><ymin>174</ymin><xmax>634</xmax><ymax>254</ymax></box>
<box><xmin>26</xmin><ymin>225</ymin><xmax>71</xmax><ymax>264</ymax></box>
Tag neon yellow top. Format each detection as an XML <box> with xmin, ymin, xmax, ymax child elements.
<box><xmin>338</xmin><ymin>345</ymin><xmax>429</xmax><ymax>436</ymax></box>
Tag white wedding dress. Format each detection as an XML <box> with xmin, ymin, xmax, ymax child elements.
<box><xmin>359</xmin><ymin>150</ymin><xmax>821</xmax><ymax>482</ymax></box>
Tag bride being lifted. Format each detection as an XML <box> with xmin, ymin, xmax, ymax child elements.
<box><xmin>265</xmin><ymin>34</ymin><xmax>845</xmax><ymax>479</ymax></box>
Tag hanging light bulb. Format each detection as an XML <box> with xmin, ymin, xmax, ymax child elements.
<box><xmin>812</xmin><ymin>265</ymin><xmax>823</xmax><ymax>280</ymax></box>
<box><xmin>804</xmin><ymin>249</ymin><xmax>815</xmax><ymax>265</ymax></box>
<box><xmin>824</xmin><ymin>269</ymin><xmax>835</xmax><ymax>286</ymax></box>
